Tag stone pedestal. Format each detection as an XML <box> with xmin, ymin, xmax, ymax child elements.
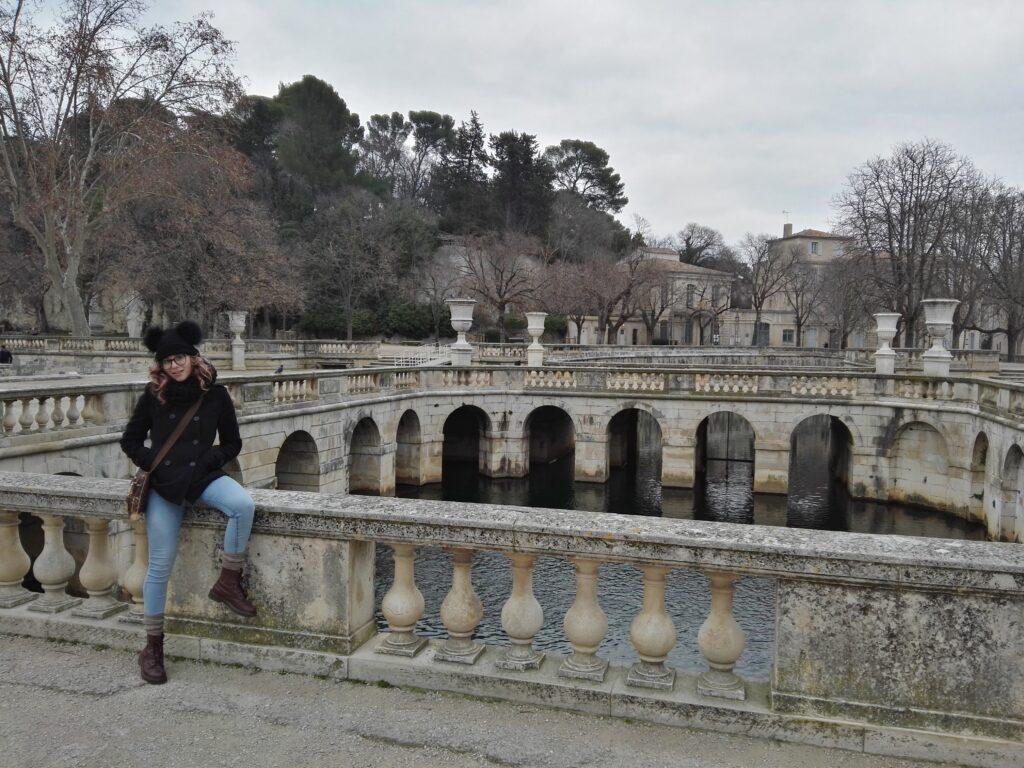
<box><xmin>525</xmin><ymin>312</ymin><xmax>546</xmax><ymax>368</ymax></box>
<box><xmin>872</xmin><ymin>312</ymin><xmax>900</xmax><ymax>376</ymax></box>
<box><xmin>227</xmin><ymin>311</ymin><xmax>247</xmax><ymax>371</ymax></box>
<box><xmin>921</xmin><ymin>299</ymin><xmax>959</xmax><ymax>378</ymax></box>
<box><xmin>446</xmin><ymin>299</ymin><xmax>476</xmax><ymax>368</ymax></box>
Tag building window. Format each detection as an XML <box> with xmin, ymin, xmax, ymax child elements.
<box><xmin>632</xmin><ymin>328</ymin><xmax>638</xmax><ymax>345</ymax></box>
<box><xmin>686</xmin><ymin>284</ymin><xmax>695</xmax><ymax>308</ymax></box>
<box><xmin>712</xmin><ymin>285</ymin><xmax>720</xmax><ymax>305</ymax></box>
<box><xmin>810</xmin><ymin>241</ymin><xmax>820</xmax><ymax>255</ymax></box>
<box><xmin>783</xmin><ymin>329</ymin><xmax>795</xmax><ymax>344</ymax></box>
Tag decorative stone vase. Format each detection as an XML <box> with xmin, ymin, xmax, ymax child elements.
<box><xmin>446</xmin><ymin>299</ymin><xmax>476</xmax><ymax>367</ymax></box>
<box><xmin>525</xmin><ymin>311</ymin><xmax>547</xmax><ymax>368</ymax></box>
<box><xmin>227</xmin><ymin>310</ymin><xmax>247</xmax><ymax>371</ymax></box>
<box><xmin>872</xmin><ymin>312</ymin><xmax>901</xmax><ymax>376</ymax></box>
<box><xmin>920</xmin><ymin>299</ymin><xmax>960</xmax><ymax>377</ymax></box>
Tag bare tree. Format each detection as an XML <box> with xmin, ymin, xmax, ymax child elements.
<box><xmin>674</xmin><ymin>223</ymin><xmax>725</xmax><ymax>265</ymax></box>
<box><xmin>740</xmin><ymin>233</ymin><xmax>796</xmax><ymax>346</ymax></box>
<box><xmin>687</xmin><ymin>276</ymin><xmax>732</xmax><ymax>344</ymax></box>
<box><xmin>978</xmin><ymin>186</ymin><xmax>1024</xmax><ymax>360</ymax></box>
<box><xmin>414</xmin><ymin>249</ymin><xmax>461</xmax><ymax>341</ymax></box>
<box><xmin>939</xmin><ymin>179</ymin><xmax>994</xmax><ymax>347</ymax></box>
<box><xmin>0</xmin><ymin>1</ymin><xmax>238</xmax><ymax>335</ymax></box>
<box><xmin>782</xmin><ymin>262</ymin><xmax>827</xmax><ymax>346</ymax></box>
<box><xmin>458</xmin><ymin>231</ymin><xmax>538</xmax><ymax>342</ymax></box>
<box><xmin>834</xmin><ymin>139</ymin><xmax>981</xmax><ymax>345</ymax></box>
<box><xmin>635</xmin><ymin>265</ymin><xmax>678</xmax><ymax>343</ymax></box>
<box><xmin>819</xmin><ymin>256</ymin><xmax>869</xmax><ymax>348</ymax></box>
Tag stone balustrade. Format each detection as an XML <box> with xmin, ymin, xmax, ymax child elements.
<box><xmin>0</xmin><ymin>471</ymin><xmax>1020</xmax><ymax>767</ymax></box>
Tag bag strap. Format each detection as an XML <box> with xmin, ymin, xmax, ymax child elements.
<box><xmin>147</xmin><ymin>393</ymin><xmax>206</xmax><ymax>471</ymax></box>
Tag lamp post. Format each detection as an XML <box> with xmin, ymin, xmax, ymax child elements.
<box><xmin>525</xmin><ymin>312</ymin><xmax>547</xmax><ymax>367</ymax></box>
<box><xmin>920</xmin><ymin>299</ymin><xmax>960</xmax><ymax>377</ymax></box>
<box><xmin>446</xmin><ymin>299</ymin><xmax>476</xmax><ymax>367</ymax></box>
<box><xmin>873</xmin><ymin>313</ymin><xmax>901</xmax><ymax>375</ymax></box>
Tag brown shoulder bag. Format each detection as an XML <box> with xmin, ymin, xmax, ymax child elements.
<box><xmin>127</xmin><ymin>394</ymin><xmax>206</xmax><ymax>521</ymax></box>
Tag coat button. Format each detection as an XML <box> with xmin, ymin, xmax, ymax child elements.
<box><xmin>189</xmin><ymin>461</ymin><xmax>196</xmax><ymax>467</ymax></box>
<box><xmin>164</xmin><ymin>460</ymin><xmax>171</xmax><ymax>466</ymax></box>
<box><xmin>192</xmin><ymin>439</ymin><xmax>199</xmax><ymax>445</ymax></box>
<box><xmin>193</xmin><ymin>416</ymin><xmax>200</xmax><ymax>422</ymax></box>
<box><xmin>169</xmin><ymin>413</ymin><xmax>176</xmax><ymax>420</ymax></box>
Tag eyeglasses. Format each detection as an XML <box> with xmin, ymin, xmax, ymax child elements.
<box><xmin>160</xmin><ymin>354</ymin><xmax>188</xmax><ymax>369</ymax></box>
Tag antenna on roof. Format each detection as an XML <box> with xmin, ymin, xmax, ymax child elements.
<box><xmin>782</xmin><ymin>209</ymin><xmax>790</xmax><ymax>220</ymax></box>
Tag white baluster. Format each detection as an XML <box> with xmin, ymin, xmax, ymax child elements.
<box><xmin>72</xmin><ymin>518</ymin><xmax>125</xmax><ymax>618</ymax></box>
<box><xmin>559</xmin><ymin>557</ymin><xmax>608</xmax><ymax>681</ymax></box>
<box><xmin>27</xmin><ymin>515</ymin><xmax>81</xmax><ymax>613</ymax></box>
<box><xmin>0</xmin><ymin>511</ymin><xmax>36</xmax><ymax>607</ymax></box>
<box><xmin>2</xmin><ymin>400</ymin><xmax>16</xmax><ymax>433</ymax></box>
<box><xmin>497</xmin><ymin>552</ymin><xmax>544</xmax><ymax>670</ymax></box>
<box><xmin>81</xmin><ymin>394</ymin><xmax>104</xmax><ymax>425</ymax></box>
<box><xmin>435</xmin><ymin>548</ymin><xmax>484</xmax><ymax>664</ymax></box>
<box><xmin>697</xmin><ymin>571</ymin><xmax>747</xmax><ymax>700</ymax></box>
<box><xmin>50</xmin><ymin>396</ymin><xmax>65</xmax><ymax>429</ymax></box>
<box><xmin>119</xmin><ymin>518</ymin><xmax>148</xmax><ymax>624</ymax></box>
<box><xmin>34</xmin><ymin>396</ymin><xmax>51</xmax><ymax>430</ymax></box>
<box><xmin>18</xmin><ymin>398</ymin><xmax>34</xmax><ymax>432</ymax></box>
<box><xmin>65</xmin><ymin>395</ymin><xmax>81</xmax><ymax>426</ymax></box>
<box><xmin>626</xmin><ymin>564</ymin><xmax>676</xmax><ymax>690</ymax></box>
<box><xmin>376</xmin><ymin>543</ymin><xmax>427</xmax><ymax>657</ymax></box>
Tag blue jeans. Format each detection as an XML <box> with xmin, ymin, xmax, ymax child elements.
<box><xmin>143</xmin><ymin>476</ymin><xmax>255</xmax><ymax>616</ymax></box>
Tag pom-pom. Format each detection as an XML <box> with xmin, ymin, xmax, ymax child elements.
<box><xmin>143</xmin><ymin>326</ymin><xmax>164</xmax><ymax>353</ymax></box>
<box><xmin>175</xmin><ymin>320</ymin><xmax>203</xmax><ymax>347</ymax></box>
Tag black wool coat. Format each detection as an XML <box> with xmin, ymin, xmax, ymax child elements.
<box><xmin>119</xmin><ymin>381</ymin><xmax>242</xmax><ymax>505</ymax></box>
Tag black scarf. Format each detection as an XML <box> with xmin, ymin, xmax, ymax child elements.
<box><xmin>163</xmin><ymin>369</ymin><xmax>217</xmax><ymax>404</ymax></box>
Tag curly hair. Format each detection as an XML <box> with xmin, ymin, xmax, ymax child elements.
<box><xmin>148</xmin><ymin>355</ymin><xmax>217</xmax><ymax>405</ymax></box>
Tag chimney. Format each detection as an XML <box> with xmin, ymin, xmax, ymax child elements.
<box><xmin>783</xmin><ymin>222</ymin><xmax>793</xmax><ymax>238</ymax></box>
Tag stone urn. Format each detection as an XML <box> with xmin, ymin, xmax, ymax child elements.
<box><xmin>227</xmin><ymin>310</ymin><xmax>247</xmax><ymax>371</ymax></box>
<box><xmin>920</xmin><ymin>299</ymin><xmax>960</xmax><ymax>377</ymax></box>
<box><xmin>872</xmin><ymin>312</ymin><xmax>901</xmax><ymax>376</ymax></box>
<box><xmin>446</xmin><ymin>298</ymin><xmax>476</xmax><ymax>367</ymax></box>
<box><xmin>525</xmin><ymin>311</ymin><xmax>547</xmax><ymax>368</ymax></box>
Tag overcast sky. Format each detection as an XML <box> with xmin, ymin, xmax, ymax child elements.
<box><xmin>150</xmin><ymin>1</ymin><xmax>1024</xmax><ymax>243</ymax></box>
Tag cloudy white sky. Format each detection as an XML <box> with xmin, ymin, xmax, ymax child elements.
<box><xmin>149</xmin><ymin>1</ymin><xmax>1024</xmax><ymax>243</ymax></box>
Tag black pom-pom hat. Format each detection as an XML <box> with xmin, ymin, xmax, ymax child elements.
<box><xmin>143</xmin><ymin>320</ymin><xmax>203</xmax><ymax>361</ymax></box>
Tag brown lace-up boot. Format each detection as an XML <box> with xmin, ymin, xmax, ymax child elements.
<box><xmin>139</xmin><ymin>633</ymin><xmax>167</xmax><ymax>684</ymax></box>
<box><xmin>208</xmin><ymin>559</ymin><xmax>257</xmax><ymax>617</ymax></box>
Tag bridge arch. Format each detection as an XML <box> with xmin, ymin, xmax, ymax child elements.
<box><xmin>442</xmin><ymin>405</ymin><xmax>492</xmax><ymax>474</ymax></box>
<box><xmin>694</xmin><ymin>411</ymin><xmax>756</xmax><ymax>521</ymax></box>
<box><xmin>349</xmin><ymin>416</ymin><xmax>383</xmax><ymax>495</ymax></box>
<box><xmin>789</xmin><ymin>414</ymin><xmax>853</xmax><ymax>489</ymax></box>
<box><xmin>887</xmin><ymin>421</ymin><xmax>949</xmax><ymax>509</ymax></box>
<box><xmin>1000</xmin><ymin>444</ymin><xmax>1022</xmax><ymax>541</ymax></box>
<box><xmin>395</xmin><ymin>409</ymin><xmax>423</xmax><ymax>486</ymax></box>
<box><xmin>606</xmin><ymin>406</ymin><xmax>664</xmax><ymax>476</ymax></box>
<box><xmin>523</xmin><ymin>406</ymin><xmax>575</xmax><ymax>466</ymax></box>
<box><xmin>275</xmin><ymin>430</ymin><xmax>320</xmax><ymax>492</ymax></box>
<box><xmin>969</xmin><ymin>431</ymin><xmax>989</xmax><ymax>522</ymax></box>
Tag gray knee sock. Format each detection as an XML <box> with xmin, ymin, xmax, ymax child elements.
<box><xmin>143</xmin><ymin>614</ymin><xmax>164</xmax><ymax>637</ymax></box>
<box><xmin>220</xmin><ymin>551</ymin><xmax>246</xmax><ymax>571</ymax></box>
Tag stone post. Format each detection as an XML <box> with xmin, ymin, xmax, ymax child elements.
<box><xmin>627</xmin><ymin>564</ymin><xmax>676</xmax><ymax>689</ymax></box>
<box><xmin>377</xmin><ymin>543</ymin><xmax>427</xmax><ymax>657</ymax></box>
<box><xmin>119</xmin><ymin>518</ymin><xmax>147</xmax><ymax>624</ymax></box>
<box><xmin>873</xmin><ymin>313</ymin><xmax>900</xmax><ymax>376</ymax></box>
<box><xmin>697</xmin><ymin>570</ymin><xmax>746</xmax><ymax>700</ymax></box>
<box><xmin>27</xmin><ymin>515</ymin><xmax>81</xmax><ymax>613</ymax></box>
<box><xmin>921</xmin><ymin>299</ymin><xmax>960</xmax><ymax>377</ymax></box>
<box><xmin>559</xmin><ymin>557</ymin><xmax>609</xmax><ymax>681</ymax></box>
<box><xmin>227</xmin><ymin>311</ymin><xmax>247</xmax><ymax>371</ymax></box>
<box><xmin>525</xmin><ymin>312</ymin><xmax>547</xmax><ymax>368</ymax></box>
<box><xmin>73</xmin><ymin>518</ymin><xmax>125</xmax><ymax>618</ymax></box>
<box><xmin>0</xmin><ymin>510</ymin><xmax>35</xmax><ymax>608</ymax></box>
<box><xmin>446</xmin><ymin>298</ymin><xmax>476</xmax><ymax>367</ymax></box>
<box><xmin>436</xmin><ymin>548</ymin><xmax>484</xmax><ymax>663</ymax></box>
<box><xmin>497</xmin><ymin>552</ymin><xmax>544</xmax><ymax>670</ymax></box>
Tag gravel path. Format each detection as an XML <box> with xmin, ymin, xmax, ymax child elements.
<box><xmin>0</xmin><ymin>633</ymin><xmax>939</xmax><ymax>768</ymax></box>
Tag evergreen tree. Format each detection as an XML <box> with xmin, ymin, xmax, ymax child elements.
<box><xmin>490</xmin><ymin>131</ymin><xmax>555</xmax><ymax>237</ymax></box>
<box><xmin>430</xmin><ymin>111</ymin><xmax>493</xmax><ymax>233</ymax></box>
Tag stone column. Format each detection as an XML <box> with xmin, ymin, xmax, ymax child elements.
<box><xmin>0</xmin><ymin>511</ymin><xmax>36</xmax><ymax>608</ymax></box>
<box><xmin>497</xmin><ymin>553</ymin><xmax>544</xmax><ymax>670</ymax></box>
<box><xmin>377</xmin><ymin>544</ymin><xmax>427</xmax><ymax>657</ymax></box>
<box><xmin>873</xmin><ymin>313</ymin><xmax>901</xmax><ymax>376</ymax></box>
<box><xmin>73</xmin><ymin>518</ymin><xmax>126</xmax><ymax>618</ymax></box>
<box><xmin>227</xmin><ymin>311</ymin><xmax>247</xmax><ymax>371</ymax></box>
<box><xmin>559</xmin><ymin>557</ymin><xmax>608</xmax><ymax>681</ymax></box>
<box><xmin>436</xmin><ymin>548</ymin><xmax>484</xmax><ymax>664</ymax></box>
<box><xmin>627</xmin><ymin>564</ymin><xmax>676</xmax><ymax>690</ymax></box>
<box><xmin>921</xmin><ymin>299</ymin><xmax>959</xmax><ymax>377</ymax></box>
<box><xmin>661</xmin><ymin>437</ymin><xmax>695</xmax><ymax>488</ymax></box>
<box><xmin>119</xmin><ymin>518</ymin><xmax>148</xmax><ymax>624</ymax></box>
<box><xmin>446</xmin><ymin>299</ymin><xmax>476</xmax><ymax>367</ymax></box>
<box><xmin>525</xmin><ymin>312</ymin><xmax>547</xmax><ymax>368</ymax></box>
<box><xmin>28</xmin><ymin>515</ymin><xmax>81</xmax><ymax>613</ymax></box>
<box><xmin>573</xmin><ymin>435</ymin><xmax>609</xmax><ymax>483</ymax></box>
<box><xmin>697</xmin><ymin>570</ymin><xmax>746</xmax><ymax>700</ymax></box>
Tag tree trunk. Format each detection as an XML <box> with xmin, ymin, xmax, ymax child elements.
<box><xmin>498</xmin><ymin>303</ymin><xmax>507</xmax><ymax>343</ymax></box>
<box><xmin>795</xmin><ymin>322</ymin><xmax>803</xmax><ymax>346</ymax></box>
<box><xmin>1007</xmin><ymin>323</ymin><xmax>1021</xmax><ymax>363</ymax></box>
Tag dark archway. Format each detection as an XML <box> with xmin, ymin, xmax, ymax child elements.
<box><xmin>396</xmin><ymin>410</ymin><xmax>422</xmax><ymax>487</ymax></box>
<box><xmin>524</xmin><ymin>406</ymin><xmax>576</xmax><ymax>509</ymax></box>
<box><xmin>695</xmin><ymin>411</ymin><xmax>755</xmax><ymax>522</ymax></box>
<box><xmin>606</xmin><ymin>408</ymin><xmax>663</xmax><ymax>515</ymax></box>
<box><xmin>441</xmin><ymin>405</ymin><xmax>493</xmax><ymax>498</ymax></box>
<box><xmin>969</xmin><ymin>432</ymin><xmax>988</xmax><ymax>521</ymax></box>
<box><xmin>275</xmin><ymin>431</ymin><xmax>320</xmax><ymax>492</ymax></box>
<box><xmin>787</xmin><ymin>415</ymin><xmax>854</xmax><ymax>529</ymax></box>
<box><xmin>1000</xmin><ymin>445</ymin><xmax>1022</xmax><ymax>541</ymax></box>
<box><xmin>349</xmin><ymin>417</ymin><xmax>383</xmax><ymax>495</ymax></box>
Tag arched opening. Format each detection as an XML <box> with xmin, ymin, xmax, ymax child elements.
<box><xmin>606</xmin><ymin>408</ymin><xmax>663</xmax><ymax>515</ymax></box>
<box><xmin>395</xmin><ymin>410</ymin><xmax>423</xmax><ymax>487</ymax></box>
<box><xmin>275</xmin><ymin>431</ymin><xmax>320</xmax><ymax>492</ymax></box>
<box><xmin>695</xmin><ymin>412</ymin><xmax>755</xmax><ymax>522</ymax></box>
<box><xmin>442</xmin><ymin>406</ymin><xmax>492</xmax><ymax>495</ymax></box>
<box><xmin>888</xmin><ymin>422</ymin><xmax>949</xmax><ymax>509</ymax></box>
<box><xmin>349</xmin><ymin>417</ymin><xmax>383</xmax><ymax>495</ymax></box>
<box><xmin>524</xmin><ymin>406</ymin><xmax>576</xmax><ymax>508</ymax></box>
<box><xmin>969</xmin><ymin>432</ymin><xmax>988</xmax><ymax>521</ymax></box>
<box><xmin>787</xmin><ymin>415</ymin><xmax>853</xmax><ymax>529</ymax></box>
<box><xmin>1000</xmin><ymin>445</ymin><xmax>1022</xmax><ymax>541</ymax></box>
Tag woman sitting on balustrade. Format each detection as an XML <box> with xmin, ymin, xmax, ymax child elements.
<box><xmin>119</xmin><ymin>321</ymin><xmax>257</xmax><ymax>685</ymax></box>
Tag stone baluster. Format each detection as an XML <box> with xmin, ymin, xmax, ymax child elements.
<box><xmin>33</xmin><ymin>396</ymin><xmax>51</xmax><ymax>431</ymax></box>
<box><xmin>559</xmin><ymin>557</ymin><xmax>608</xmax><ymax>681</ymax></box>
<box><xmin>376</xmin><ymin>543</ymin><xmax>427</xmax><ymax>656</ymax></box>
<box><xmin>627</xmin><ymin>564</ymin><xmax>677</xmax><ymax>689</ymax></box>
<box><xmin>81</xmin><ymin>394</ymin><xmax>104</xmax><ymax>425</ymax></box>
<box><xmin>497</xmin><ymin>552</ymin><xmax>544</xmax><ymax>670</ymax></box>
<box><xmin>66</xmin><ymin>395</ymin><xmax>81</xmax><ymax>426</ymax></box>
<box><xmin>2</xmin><ymin>399</ymin><xmax>17</xmax><ymax>433</ymax></box>
<box><xmin>72</xmin><ymin>518</ymin><xmax>125</xmax><ymax>618</ymax></box>
<box><xmin>18</xmin><ymin>398</ymin><xmax>34</xmax><ymax>432</ymax></box>
<box><xmin>27</xmin><ymin>515</ymin><xmax>81</xmax><ymax>613</ymax></box>
<box><xmin>50</xmin><ymin>396</ymin><xmax>65</xmax><ymax>429</ymax></box>
<box><xmin>697</xmin><ymin>571</ymin><xmax>746</xmax><ymax>700</ymax></box>
<box><xmin>435</xmin><ymin>548</ymin><xmax>484</xmax><ymax>664</ymax></box>
<box><xmin>0</xmin><ymin>510</ymin><xmax>36</xmax><ymax>607</ymax></box>
<box><xmin>120</xmin><ymin>518</ymin><xmax>148</xmax><ymax>623</ymax></box>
